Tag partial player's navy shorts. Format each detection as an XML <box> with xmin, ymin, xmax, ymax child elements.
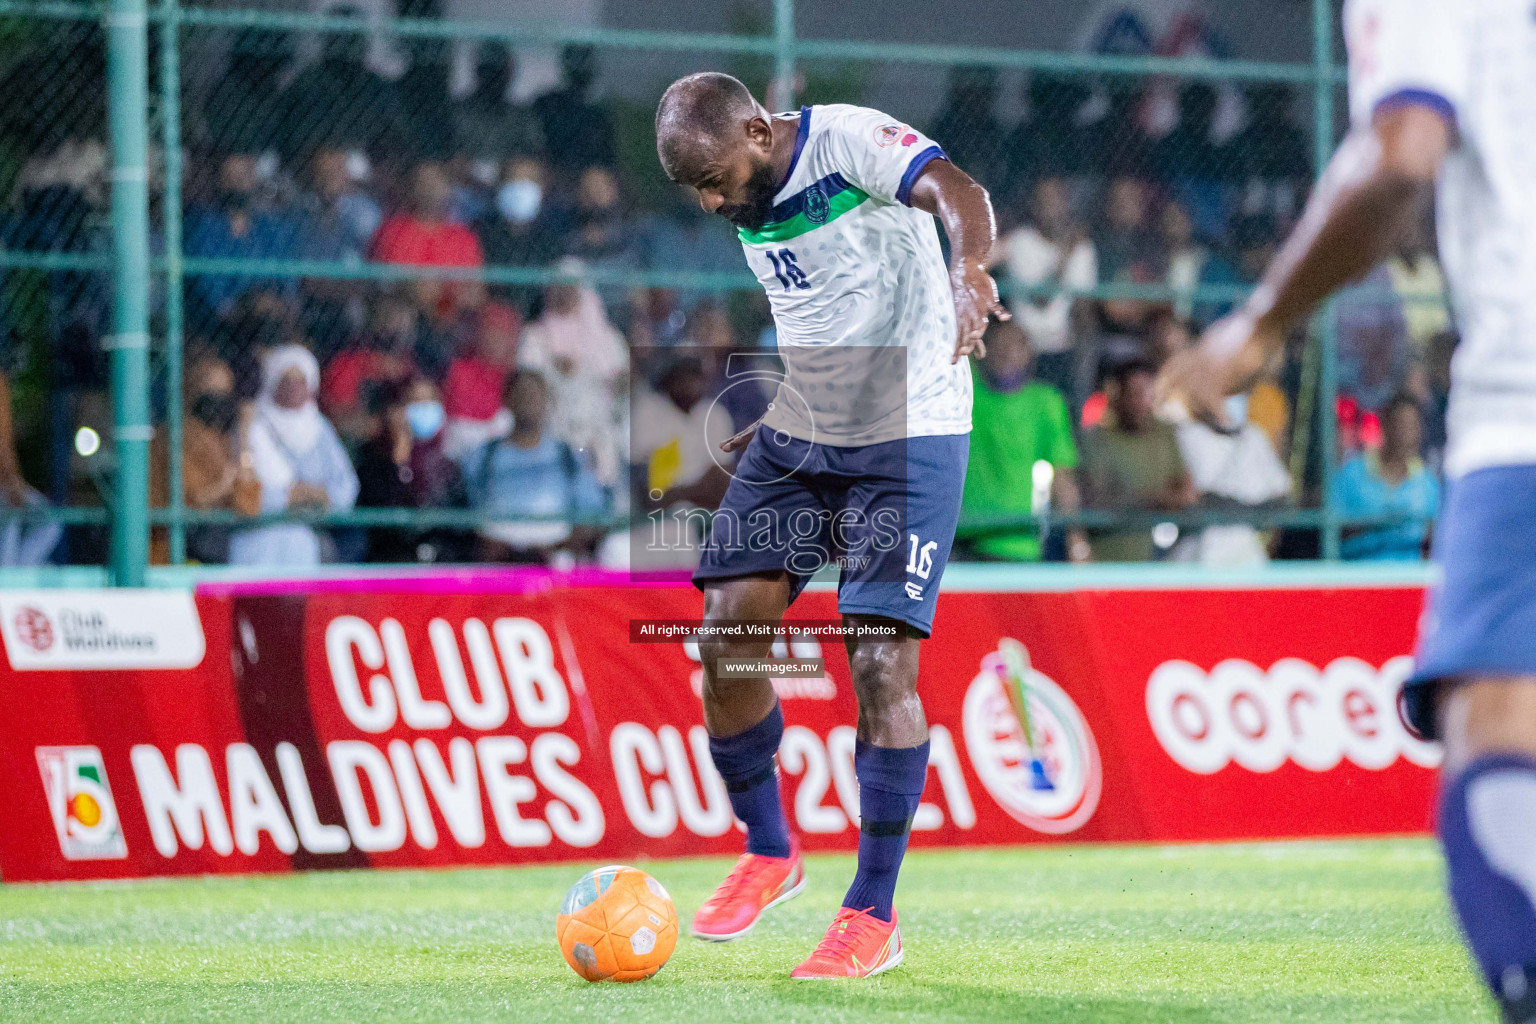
<box><xmin>693</xmin><ymin>427</ymin><xmax>968</xmax><ymax>638</ymax></box>
<box><xmin>1406</xmin><ymin>464</ymin><xmax>1536</xmax><ymax>738</ymax></box>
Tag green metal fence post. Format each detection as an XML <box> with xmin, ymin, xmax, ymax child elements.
<box><xmin>160</xmin><ymin>0</ymin><xmax>185</xmax><ymax>564</ymax></box>
<box><xmin>106</xmin><ymin>0</ymin><xmax>152</xmax><ymax>585</ymax></box>
<box><xmin>1311</xmin><ymin>0</ymin><xmax>1335</xmax><ymax>177</ymax></box>
<box><xmin>1318</xmin><ymin>301</ymin><xmax>1340</xmax><ymax>559</ymax></box>
<box><xmin>771</xmin><ymin>0</ymin><xmax>795</xmax><ymax>111</ymax></box>
<box><xmin>1312</xmin><ymin>0</ymin><xmax>1340</xmax><ymax>560</ymax></box>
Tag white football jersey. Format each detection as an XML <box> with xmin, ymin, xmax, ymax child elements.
<box><xmin>740</xmin><ymin>104</ymin><xmax>969</xmax><ymax>447</ymax></box>
<box><xmin>1346</xmin><ymin>0</ymin><xmax>1536</xmax><ymax>478</ymax></box>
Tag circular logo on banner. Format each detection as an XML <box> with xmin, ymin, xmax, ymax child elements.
<box><xmin>804</xmin><ymin>186</ymin><xmax>829</xmax><ymax>224</ymax></box>
<box><xmin>962</xmin><ymin>642</ymin><xmax>1101</xmax><ymax>834</ymax></box>
<box><xmin>15</xmin><ymin>606</ymin><xmax>53</xmax><ymax>652</ymax></box>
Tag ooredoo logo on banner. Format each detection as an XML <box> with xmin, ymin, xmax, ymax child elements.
<box><xmin>962</xmin><ymin>639</ymin><xmax>1102</xmax><ymax>835</ymax></box>
<box><xmin>1146</xmin><ymin>656</ymin><xmax>1441</xmax><ymax>775</ymax></box>
<box><xmin>0</xmin><ymin>590</ymin><xmax>206</xmax><ymax>670</ymax></box>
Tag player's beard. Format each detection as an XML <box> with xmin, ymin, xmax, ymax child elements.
<box><xmin>719</xmin><ymin>160</ymin><xmax>780</xmax><ymax>231</ymax></box>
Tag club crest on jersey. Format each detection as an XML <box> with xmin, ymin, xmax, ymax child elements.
<box><xmin>805</xmin><ymin>185</ymin><xmax>830</xmax><ymax>224</ymax></box>
<box><xmin>874</xmin><ymin>123</ymin><xmax>904</xmax><ymax>147</ymax></box>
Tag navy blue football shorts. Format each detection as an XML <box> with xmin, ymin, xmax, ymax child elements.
<box><xmin>1405</xmin><ymin>464</ymin><xmax>1536</xmax><ymax>739</ymax></box>
<box><xmin>692</xmin><ymin>427</ymin><xmax>968</xmax><ymax>638</ymax></box>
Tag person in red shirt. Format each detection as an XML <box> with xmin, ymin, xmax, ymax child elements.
<box><xmin>371</xmin><ymin>162</ymin><xmax>485</xmax><ymax>318</ymax></box>
<box><xmin>321</xmin><ymin>294</ymin><xmax>421</xmax><ymax>448</ymax></box>
<box><xmin>442</xmin><ymin>300</ymin><xmax>521</xmax><ymax>460</ymax></box>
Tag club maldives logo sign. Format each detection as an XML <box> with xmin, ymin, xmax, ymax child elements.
<box><xmin>37</xmin><ymin>746</ymin><xmax>127</xmax><ymax>860</ymax></box>
<box><xmin>0</xmin><ymin>590</ymin><xmax>205</xmax><ymax>670</ymax></box>
<box><xmin>962</xmin><ymin>639</ymin><xmax>1102</xmax><ymax>835</ymax></box>
<box><xmin>14</xmin><ymin>606</ymin><xmax>54</xmax><ymax>651</ymax></box>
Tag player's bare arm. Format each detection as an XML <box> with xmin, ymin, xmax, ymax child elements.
<box><xmin>1160</xmin><ymin>104</ymin><xmax>1450</xmax><ymax>421</ymax></box>
<box><xmin>908</xmin><ymin>159</ymin><xmax>1010</xmax><ymax>364</ymax></box>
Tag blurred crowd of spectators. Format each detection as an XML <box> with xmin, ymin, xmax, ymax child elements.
<box><xmin>0</xmin><ymin>26</ymin><xmax>1452</xmax><ymax>567</ymax></box>
<box><xmin>957</xmin><ymin>63</ymin><xmax>1451</xmax><ymax>565</ymax></box>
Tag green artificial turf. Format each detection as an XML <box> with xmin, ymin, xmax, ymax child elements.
<box><xmin>0</xmin><ymin>839</ymin><xmax>1493</xmax><ymax>1023</ymax></box>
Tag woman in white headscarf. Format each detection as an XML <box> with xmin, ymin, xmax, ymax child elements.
<box><xmin>229</xmin><ymin>344</ymin><xmax>360</xmax><ymax>566</ymax></box>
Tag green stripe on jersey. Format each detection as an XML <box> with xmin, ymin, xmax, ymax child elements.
<box><xmin>738</xmin><ymin>185</ymin><xmax>869</xmax><ymax>244</ymax></box>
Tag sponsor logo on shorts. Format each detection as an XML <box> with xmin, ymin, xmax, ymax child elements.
<box><xmin>1145</xmin><ymin>655</ymin><xmax>1441</xmax><ymax>775</ymax></box>
<box><xmin>37</xmin><ymin>746</ymin><xmax>127</xmax><ymax>860</ymax></box>
<box><xmin>962</xmin><ymin>639</ymin><xmax>1102</xmax><ymax>834</ymax></box>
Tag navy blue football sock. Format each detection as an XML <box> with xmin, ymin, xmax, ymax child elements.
<box><xmin>1439</xmin><ymin>754</ymin><xmax>1536</xmax><ymax>1018</ymax></box>
<box><xmin>843</xmin><ymin>739</ymin><xmax>930</xmax><ymax>923</ymax></box>
<box><xmin>708</xmin><ymin>702</ymin><xmax>792</xmax><ymax>859</ymax></box>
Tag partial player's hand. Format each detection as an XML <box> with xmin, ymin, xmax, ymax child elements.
<box><xmin>719</xmin><ymin>418</ymin><xmax>761</xmax><ymax>454</ymax></box>
<box><xmin>1157</xmin><ymin>311</ymin><xmax>1280</xmax><ymax>428</ymax></box>
<box><xmin>950</xmin><ymin>260</ymin><xmax>1009</xmax><ymax>364</ymax></box>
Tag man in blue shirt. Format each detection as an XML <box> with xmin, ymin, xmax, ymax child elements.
<box><xmin>184</xmin><ymin>154</ymin><xmax>302</xmax><ymax>330</ymax></box>
<box><xmin>1330</xmin><ymin>393</ymin><xmax>1439</xmax><ymax>560</ymax></box>
<box><xmin>464</xmin><ymin>369</ymin><xmax>607</xmax><ymax>561</ymax></box>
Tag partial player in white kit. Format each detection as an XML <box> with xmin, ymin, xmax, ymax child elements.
<box><xmin>653</xmin><ymin>73</ymin><xmax>1006</xmax><ymax>978</ymax></box>
<box><xmin>1160</xmin><ymin>1</ymin><xmax>1536</xmax><ymax>1018</ymax></box>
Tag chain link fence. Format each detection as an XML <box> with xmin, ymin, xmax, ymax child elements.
<box><xmin>0</xmin><ymin>0</ymin><xmax>1449</xmax><ymax>572</ymax></box>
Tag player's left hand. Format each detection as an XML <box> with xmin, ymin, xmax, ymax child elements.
<box><xmin>1157</xmin><ymin>311</ymin><xmax>1279</xmax><ymax>428</ymax></box>
<box><xmin>950</xmin><ymin>259</ymin><xmax>1009</xmax><ymax>364</ymax></box>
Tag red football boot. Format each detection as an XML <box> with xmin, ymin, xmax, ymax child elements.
<box><xmin>690</xmin><ymin>841</ymin><xmax>806</xmax><ymax>942</ymax></box>
<box><xmin>790</xmin><ymin>907</ymin><xmax>903</xmax><ymax>979</ymax></box>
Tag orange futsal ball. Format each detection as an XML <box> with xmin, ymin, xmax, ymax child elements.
<box><xmin>556</xmin><ymin>865</ymin><xmax>678</xmax><ymax>982</ymax></box>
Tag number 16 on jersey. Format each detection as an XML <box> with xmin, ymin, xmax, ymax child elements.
<box><xmin>765</xmin><ymin>248</ymin><xmax>810</xmax><ymax>291</ymax></box>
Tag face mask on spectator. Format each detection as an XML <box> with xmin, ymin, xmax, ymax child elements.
<box><xmin>985</xmin><ymin>365</ymin><xmax>1030</xmax><ymax>393</ymax></box>
<box><xmin>192</xmin><ymin>391</ymin><xmax>240</xmax><ymax>433</ymax></box>
<box><xmin>470</xmin><ymin>160</ymin><xmax>499</xmax><ymax>188</ymax></box>
<box><xmin>405</xmin><ymin>399</ymin><xmax>446</xmax><ymax>441</ymax></box>
<box><xmin>577</xmin><ymin>205</ymin><xmax>619</xmax><ymax>229</ymax></box>
<box><xmin>497</xmin><ymin>180</ymin><xmax>541</xmax><ymax>224</ymax></box>
<box><xmin>345</xmin><ymin>151</ymin><xmax>371</xmax><ymax>183</ymax></box>
<box><xmin>1225</xmin><ymin>393</ymin><xmax>1250</xmax><ymax>426</ymax></box>
<box><xmin>219</xmin><ymin>189</ymin><xmax>252</xmax><ymax>215</ymax></box>
<box><xmin>370</xmin><ymin>328</ymin><xmax>413</xmax><ymax>353</ymax></box>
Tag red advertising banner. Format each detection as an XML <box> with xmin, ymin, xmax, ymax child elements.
<box><xmin>0</xmin><ymin>577</ymin><xmax>1438</xmax><ymax>882</ymax></box>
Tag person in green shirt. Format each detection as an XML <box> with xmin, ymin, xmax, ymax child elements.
<box><xmin>962</xmin><ymin>321</ymin><xmax>1090</xmax><ymax>561</ymax></box>
<box><xmin>1080</xmin><ymin>354</ymin><xmax>1197</xmax><ymax>561</ymax></box>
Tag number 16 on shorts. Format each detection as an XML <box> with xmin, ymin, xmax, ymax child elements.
<box><xmin>906</xmin><ymin>534</ymin><xmax>937</xmax><ymax>599</ymax></box>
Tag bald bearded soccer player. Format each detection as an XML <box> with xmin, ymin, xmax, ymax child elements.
<box><xmin>654</xmin><ymin>73</ymin><xmax>1007</xmax><ymax>979</ymax></box>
